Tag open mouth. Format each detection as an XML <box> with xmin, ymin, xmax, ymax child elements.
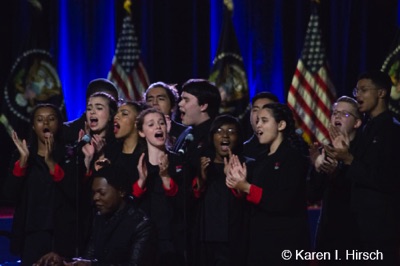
<box><xmin>257</xmin><ymin>130</ymin><xmax>263</xmax><ymax>136</ymax></box>
<box><xmin>90</xmin><ymin>117</ymin><xmax>98</xmax><ymax>127</ymax></box>
<box><xmin>334</xmin><ymin>121</ymin><xmax>342</xmax><ymax>126</ymax></box>
<box><xmin>113</xmin><ymin>122</ymin><xmax>120</xmax><ymax>134</ymax></box>
<box><xmin>220</xmin><ymin>140</ymin><xmax>230</xmax><ymax>152</ymax></box>
<box><xmin>180</xmin><ymin>110</ymin><xmax>186</xmax><ymax>120</ymax></box>
<box><xmin>155</xmin><ymin>132</ymin><xmax>164</xmax><ymax>140</ymax></box>
<box><xmin>43</xmin><ymin>128</ymin><xmax>51</xmax><ymax>138</ymax></box>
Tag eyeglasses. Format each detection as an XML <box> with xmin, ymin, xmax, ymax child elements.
<box><xmin>331</xmin><ymin>110</ymin><xmax>356</xmax><ymax>118</ymax></box>
<box><xmin>352</xmin><ymin>87</ymin><xmax>378</xmax><ymax>97</ymax></box>
<box><xmin>215</xmin><ymin>128</ymin><xmax>237</xmax><ymax>136</ymax></box>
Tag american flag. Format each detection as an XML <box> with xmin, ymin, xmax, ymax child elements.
<box><xmin>107</xmin><ymin>15</ymin><xmax>149</xmax><ymax>101</ymax></box>
<box><xmin>287</xmin><ymin>4</ymin><xmax>336</xmax><ymax>145</ymax></box>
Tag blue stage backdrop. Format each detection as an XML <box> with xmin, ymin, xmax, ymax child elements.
<box><xmin>58</xmin><ymin>0</ymin><xmax>115</xmax><ymax>121</ymax></box>
<box><xmin>54</xmin><ymin>0</ymin><xmax>398</xmax><ymax>121</ymax></box>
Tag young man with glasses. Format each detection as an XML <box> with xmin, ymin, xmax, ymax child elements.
<box><xmin>324</xmin><ymin>71</ymin><xmax>400</xmax><ymax>265</ymax></box>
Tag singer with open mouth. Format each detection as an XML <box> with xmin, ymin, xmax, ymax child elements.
<box><xmin>132</xmin><ymin>108</ymin><xmax>184</xmax><ymax>266</ymax></box>
<box><xmin>3</xmin><ymin>103</ymin><xmax>68</xmax><ymax>265</ymax></box>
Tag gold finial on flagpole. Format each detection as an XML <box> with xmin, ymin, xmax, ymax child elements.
<box><xmin>224</xmin><ymin>0</ymin><xmax>233</xmax><ymax>12</ymax></box>
<box><xmin>124</xmin><ymin>0</ymin><xmax>132</xmax><ymax>14</ymax></box>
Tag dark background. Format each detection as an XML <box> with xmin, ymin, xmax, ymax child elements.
<box><xmin>0</xmin><ymin>0</ymin><xmax>399</xmax><ymax>197</ymax></box>
<box><xmin>1</xmin><ymin>0</ymin><xmax>398</xmax><ymax>116</ymax></box>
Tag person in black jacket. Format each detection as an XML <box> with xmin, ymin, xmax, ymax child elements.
<box><xmin>226</xmin><ymin>103</ymin><xmax>310</xmax><ymax>265</ymax></box>
<box><xmin>325</xmin><ymin>71</ymin><xmax>400</xmax><ymax>265</ymax></box>
<box><xmin>3</xmin><ymin>103</ymin><xmax>68</xmax><ymax>265</ymax></box>
<box><xmin>308</xmin><ymin>96</ymin><xmax>362</xmax><ymax>265</ymax></box>
<box><xmin>34</xmin><ymin>164</ymin><xmax>157</xmax><ymax>266</ymax></box>
<box><xmin>192</xmin><ymin>115</ymin><xmax>253</xmax><ymax>266</ymax></box>
<box><xmin>135</xmin><ymin>108</ymin><xmax>182</xmax><ymax>266</ymax></box>
<box><xmin>172</xmin><ymin>79</ymin><xmax>221</xmax><ymax>265</ymax></box>
<box><xmin>104</xmin><ymin>100</ymin><xmax>148</xmax><ymax>192</ymax></box>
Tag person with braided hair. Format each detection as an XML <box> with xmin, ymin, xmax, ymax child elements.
<box><xmin>226</xmin><ymin>102</ymin><xmax>310</xmax><ymax>265</ymax></box>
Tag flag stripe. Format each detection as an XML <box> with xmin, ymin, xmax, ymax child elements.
<box><xmin>288</xmin><ymin>65</ymin><xmax>333</xmax><ymax>143</ymax></box>
<box><xmin>107</xmin><ymin>15</ymin><xmax>149</xmax><ymax>101</ymax></box>
<box><xmin>108</xmin><ymin>61</ymin><xmax>132</xmax><ymax>100</ymax></box>
<box><xmin>287</xmin><ymin>5</ymin><xmax>336</xmax><ymax>144</ymax></box>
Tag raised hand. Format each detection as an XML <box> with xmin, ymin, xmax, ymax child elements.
<box><xmin>329</xmin><ymin>124</ymin><xmax>350</xmax><ymax>149</ymax></box>
<box><xmin>158</xmin><ymin>152</ymin><xmax>169</xmax><ymax>178</ymax></box>
<box><xmin>309</xmin><ymin>142</ymin><xmax>321</xmax><ymax>166</ymax></box>
<box><xmin>137</xmin><ymin>153</ymin><xmax>148</xmax><ymax>189</ymax></box>
<box><xmin>79</xmin><ymin>129</ymin><xmax>95</xmax><ymax>172</ymax></box>
<box><xmin>159</xmin><ymin>152</ymin><xmax>172</xmax><ymax>189</ymax></box>
<box><xmin>196</xmin><ymin>156</ymin><xmax>211</xmax><ymax>190</ymax></box>
<box><xmin>44</xmin><ymin>131</ymin><xmax>56</xmax><ymax>171</ymax></box>
<box><xmin>91</xmin><ymin>134</ymin><xmax>106</xmax><ymax>154</ymax></box>
<box><xmin>230</xmin><ymin>155</ymin><xmax>247</xmax><ymax>182</ymax></box>
<box><xmin>200</xmin><ymin>156</ymin><xmax>211</xmax><ymax>181</ymax></box>
<box><xmin>316</xmin><ymin>149</ymin><xmax>338</xmax><ymax>174</ymax></box>
<box><xmin>164</xmin><ymin>114</ymin><xmax>172</xmax><ymax>133</ymax></box>
<box><xmin>223</xmin><ymin>148</ymin><xmax>233</xmax><ymax>176</ymax></box>
<box><xmin>324</xmin><ymin>142</ymin><xmax>353</xmax><ymax>165</ymax></box>
<box><xmin>226</xmin><ymin>155</ymin><xmax>249</xmax><ymax>193</ymax></box>
<box><xmin>11</xmin><ymin>130</ymin><xmax>29</xmax><ymax>167</ymax></box>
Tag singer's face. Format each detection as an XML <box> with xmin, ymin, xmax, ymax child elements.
<box><xmin>178</xmin><ymin>92</ymin><xmax>203</xmax><ymax>126</ymax></box>
<box><xmin>86</xmin><ymin>96</ymin><xmax>111</xmax><ymax>136</ymax></box>
<box><xmin>92</xmin><ymin>177</ymin><xmax>124</xmax><ymax>216</ymax></box>
<box><xmin>330</xmin><ymin>101</ymin><xmax>361</xmax><ymax>135</ymax></box>
<box><xmin>256</xmin><ymin>108</ymin><xmax>283</xmax><ymax>147</ymax></box>
<box><xmin>32</xmin><ymin>106</ymin><xmax>59</xmax><ymax>144</ymax></box>
<box><xmin>114</xmin><ymin>104</ymin><xmax>138</xmax><ymax>139</ymax></box>
<box><xmin>250</xmin><ymin>98</ymin><xmax>275</xmax><ymax>133</ymax></box>
<box><xmin>139</xmin><ymin>112</ymin><xmax>168</xmax><ymax>149</ymax></box>
<box><xmin>145</xmin><ymin>86</ymin><xmax>172</xmax><ymax>116</ymax></box>
<box><xmin>213</xmin><ymin>123</ymin><xmax>238</xmax><ymax>162</ymax></box>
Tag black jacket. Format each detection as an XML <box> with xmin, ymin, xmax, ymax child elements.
<box><xmin>85</xmin><ymin>197</ymin><xmax>157</xmax><ymax>266</ymax></box>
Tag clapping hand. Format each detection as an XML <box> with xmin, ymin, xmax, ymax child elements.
<box><xmin>137</xmin><ymin>153</ymin><xmax>148</xmax><ymax>189</ymax></box>
<box><xmin>226</xmin><ymin>154</ymin><xmax>249</xmax><ymax>193</ymax></box>
<box><xmin>197</xmin><ymin>156</ymin><xmax>211</xmax><ymax>189</ymax></box>
<box><xmin>11</xmin><ymin>130</ymin><xmax>29</xmax><ymax>167</ymax></box>
<box><xmin>329</xmin><ymin>124</ymin><xmax>350</xmax><ymax>149</ymax></box>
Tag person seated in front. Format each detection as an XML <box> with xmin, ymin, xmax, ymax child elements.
<box><xmin>34</xmin><ymin>163</ymin><xmax>157</xmax><ymax>266</ymax></box>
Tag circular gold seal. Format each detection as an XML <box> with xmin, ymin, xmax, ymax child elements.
<box><xmin>3</xmin><ymin>49</ymin><xmax>64</xmax><ymax>123</ymax></box>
